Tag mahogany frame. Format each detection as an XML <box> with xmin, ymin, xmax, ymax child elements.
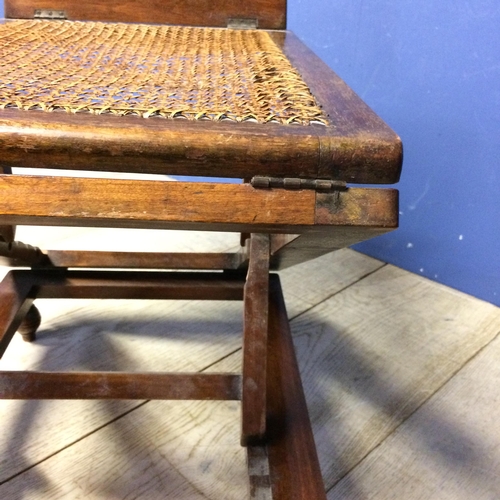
<box><xmin>0</xmin><ymin>1</ymin><xmax>402</xmax><ymax>495</ymax></box>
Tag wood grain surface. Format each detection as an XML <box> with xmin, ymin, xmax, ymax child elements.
<box><xmin>241</xmin><ymin>234</ymin><xmax>270</xmax><ymax>445</ymax></box>
<box><xmin>0</xmin><ymin>175</ymin><xmax>315</xmax><ymax>231</ymax></box>
<box><xmin>43</xmin><ymin>250</ymin><xmax>246</xmax><ymax>270</ymax></box>
<box><xmin>266</xmin><ymin>276</ymin><xmax>327</xmax><ymax>499</ymax></box>
<box><xmin>289</xmin><ymin>265</ymin><xmax>500</xmax><ymax>491</ymax></box>
<box><xmin>271</xmin><ymin>31</ymin><xmax>402</xmax><ymax>184</ymax></box>
<box><xmin>0</xmin><ymin>176</ymin><xmax>398</xmax><ymax>247</ymax></box>
<box><xmin>329</xmin><ymin>329</ymin><xmax>500</xmax><ymax>500</ymax></box>
<box><xmin>5</xmin><ymin>0</ymin><xmax>287</xmax><ymax>29</ymax></box>
<box><xmin>0</xmin><ymin>371</ymin><xmax>241</xmax><ymax>400</ymax></box>
<box><xmin>0</xmin><ymin>108</ymin><xmax>322</xmax><ymax>180</ymax></box>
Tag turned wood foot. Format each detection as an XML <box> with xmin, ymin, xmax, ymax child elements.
<box><xmin>18</xmin><ymin>304</ymin><xmax>42</xmax><ymax>342</ymax></box>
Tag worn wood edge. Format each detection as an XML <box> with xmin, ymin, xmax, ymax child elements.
<box><xmin>44</xmin><ymin>250</ymin><xmax>247</xmax><ymax>270</ymax></box>
<box><xmin>271</xmin><ymin>31</ymin><xmax>403</xmax><ymax>184</ymax></box>
<box><xmin>0</xmin><ymin>107</ymin><xmax>320</xmax><ymax>179</ymax></box>
<box><xmin>0</xmin><ymin>371</ymin><xmax>242</xmax><ymax>400</ymax></box>
<box><xmin>247</xmin><ymin>446</ymin><xmax>273</xmax><ymax>499</ymax></box>
<box><xmin>0</xmin><ymin>175</ymin><xmax>316</xmax><ymax>231</ymax></box>
<box><xmin>266</xmin><ymin>275</ymin><xmax>327</xmax><ymax>499</ymax></box>
<box><xmin>242</xmin><ymin>234</ymin><xmax>270</xmax><ymax>445</ymax></box>
<box><xmin>268</xmin><ymin>188</ymin><xmax>398</xmax><ymax>269</ymax></box>
<box><xmin>315</xmin><ymin>188</ymin><xmax>399</xmax><ymax>227</ymax></box>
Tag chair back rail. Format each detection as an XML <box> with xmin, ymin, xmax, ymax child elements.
<box><xmin>5</xmin><ymin>0</ymin><xmax>287</xmax><ymax>29</ymax></box>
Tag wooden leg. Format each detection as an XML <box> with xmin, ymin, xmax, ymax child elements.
<box><xmin>0</xmin><ymin>271</ymin><xmax>36</xmax><ymax>357</ymax></box>
<box><xmin>0</xmin><ymin>166</ymin><xmax>16</xmax><ymax>244</ymax></box>
<box><xmin>0</xmin><ymin>225</ymin><xmax>16</xmax><ymax>243</ymax></box>
<box><xmin>247</xmin><ymin>445</ymin><xmax>273</xmax><ymax>499</ymax></box>
<box><xmin>17</xmin><ymin>304</ymin><xmax>41</xmax><ymax>342</ymax></box>
<box><xmin>241</xmin><ymin>233</ymin><xmax>270</xmax><ymax>446</ymax></box>
<box><xmin>265</xmin><ymin>275</ymin><xmax>327</xmax><ymax>500</ymax></box>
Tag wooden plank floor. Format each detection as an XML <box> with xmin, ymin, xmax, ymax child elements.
<box><xmin>1</xmin><ymin>223</ymin><xmax>500</xmax><ymax>499</ymax></box>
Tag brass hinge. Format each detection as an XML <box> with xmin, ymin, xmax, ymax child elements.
<box><xmin>34</xmin><ymin>9</ymin><xmax>67</xmax><ymax>19</ymax></box>
<box><xmin>227</xmin><ymin>18</ymin><xmax>258</xmax><ymax>30</ymax></box>
<box><xmin>251</xmin><ymin>176</ymin><xmax>348</xmax><ymax>192</ymax></box>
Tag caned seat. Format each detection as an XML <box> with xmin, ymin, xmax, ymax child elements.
<box><xmin>0</xmin><ymin>1</ymin><xmax>402</xmax><ymax>498</ymax></box>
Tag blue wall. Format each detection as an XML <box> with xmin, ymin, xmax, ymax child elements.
<box><xmin>289</xmin><ymin>0</ymin><xmax>500</xmax><ymax>306</ymax></box>
<box><xmin>1</xmin><ymin>1</ymin><xmax>499</xmax><ymax>305</ymax></box>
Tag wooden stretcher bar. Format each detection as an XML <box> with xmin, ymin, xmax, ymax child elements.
<box><xmin>0</xmin><ymin>371</ymin><xmax>242</xmax><ymax>400</ymax></box>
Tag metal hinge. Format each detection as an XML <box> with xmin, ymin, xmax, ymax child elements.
<box><xmin>227</xmin><ymin>18</ymin><xmax>258</xmax><ymax>30</ymax></box>
<box><xmin>251</xmin><ymin>176</ymin><xmax>347</xmax><ymax>192</ymax></box>
<box><xmin>34</xmin><ymin>9</ymin><xmax>67</xmax><ymax>19</ymax></box>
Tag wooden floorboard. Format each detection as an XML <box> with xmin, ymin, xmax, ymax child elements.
<box><xmin>329</xmin><ymin>331</ymin><xmax>500</xmax><ymax>500</ymax></box>
<box><xmin>1</xmin><ymin>223</ymin><xmax>500</xmax><ymax>498</ymax></box>
<box><xmin>279</xmin><ymin>247</ymin><xmax>384</xmax><ymax>319</ymax></box>
<box><xmin>289</xmin><ymin>265</ymin><xmax>500</xmax><ymax>492</ymax></box>
<box><xmin>210</xmin><ymin>265</ymin><xmax>500</xmax><ymax>497</ymax></box>
<box><xmin>1</xmin><ymin>399</ymin><xmax>247</xmax><ymax>499</ymax></box>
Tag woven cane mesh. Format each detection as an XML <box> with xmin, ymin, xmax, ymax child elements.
<box><xmin>0</xmin><ymin>20</ymin><xmax>328</xmax><ymax>125</ymax></box>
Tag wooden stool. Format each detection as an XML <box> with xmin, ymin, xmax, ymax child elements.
<box><xmin>0</xmin><ymin>1</ymin><xmax>402</xmax><ymax>498</ymax></box>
